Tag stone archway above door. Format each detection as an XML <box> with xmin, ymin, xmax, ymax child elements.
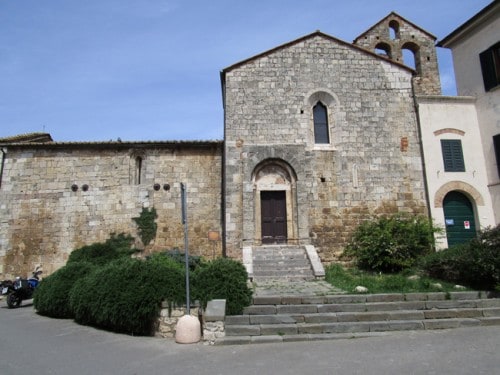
<box><xmin>434</xmin><ymin>181</ymin><xmax>484</xmax><ymax>208</ymax></box>
<box><xmin>252</xmin><ymin>159</ymin><xmax>298</xmax><ymax>245</ymax></box>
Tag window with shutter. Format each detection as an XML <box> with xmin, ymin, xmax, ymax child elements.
<box><xmin>479</xmin><ymin>42</ymin><xmax>500</xmax><ymax>92</ymax></box>
<box><xmin>494</xmin><ymin>134</ymin><xmax>500</xmax><ymax>178</ymax></box>
<box><xmin>313</xmin><ymin>102</ymin><xmax>329</xmax><ymax>144</ymax></box>
<box><xmin>441</xmin><ymin>139</ymin><xmax>465</xmax><ymax>172</ymax></box>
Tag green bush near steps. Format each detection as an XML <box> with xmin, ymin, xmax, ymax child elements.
<box><xmin>34</xmin><ymin>232</ymin><xmax>253</xmax><ymax>335</ymax></box>
<box><xmin>193</xmin><ymin>257</ymin><xmax>253</xmax><ymax>316</ymax></box>
<box><xmin>419</xmin><ymin>225</ymin><xmax>500</xmax><ymax>291</ymax></box>
<box><xmin>344</xmin><ymin>214</ymin><xmax>439</xmax><ymax>273</ymax></box>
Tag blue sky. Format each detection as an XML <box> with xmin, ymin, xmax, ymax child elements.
<box><xmin>0</xmin><ymin>0</ymin><xmax>493</xmax><ymax>142</ymax></box>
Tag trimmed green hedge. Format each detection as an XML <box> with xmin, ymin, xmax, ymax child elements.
<box><xmin>34</xmin><ymin>234</ymin><xmax>254</xmax><ymax>334</ymax></box>
<box><xmin>193</xmin><ymin>257</ymin><xmax>252</xmax><ymax>315</ymax></box>
<box><xmin>34</xmin><ymin>261</ymin><xmax>95</xmax><ymax>319</ymax></box>
<box><xmin>69</xmin><ymin>257</ymin><xmax>185</xmax><ymax>335</ymax></box>
<box><xmin>67</xmin><ymin>233</ymin><xmax>136</xmax><ymax>266</ymax></box>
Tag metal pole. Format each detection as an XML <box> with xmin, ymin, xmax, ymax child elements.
<box><xmin>181</xmin><ymin>183</ymin><xmax>190</xmax><ymax>315</ymax></box>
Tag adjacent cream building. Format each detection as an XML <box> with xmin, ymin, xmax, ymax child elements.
<box><xmin>438</xmin><ymin>0</ymin><xmax>500</xmax><ymax>226</ymax></box>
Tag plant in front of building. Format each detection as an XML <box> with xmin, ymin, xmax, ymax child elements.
<box><xmin>33</xmin><ymin>232</ymin><xmax>254</xmax><ymax>334</ymax></box>
<box><xmin>69</xmin><ymin>256</ymin><xmax>185</xmax><ymax>336</ymax></box>
<box><xmin>67</xmin><ymin>233</ymin><xmax>136</xmax><ymax>266</ymax></box>
<box><xmin>132</xmin><ymin>207</ymin><xmax>158</xmax><ymax>247</ymax></box>
<box><xmin>155</xmin><ymin>248</ymin><xmax>203</xmax><ymax>271</ymax></box>
<box><xmin>34</xmin><ymin>261</ymin><xmax>95</xmax><ymax>319</ymax></box>
<box><xmin>419</xmin><ymin>224</ymin><xmax>500</xmax><ymax>291</ymax></box>
<box><xmin>343</xmin><ymin>214</ymin><xmax>438</xmax><ymax>273</ymax></box>
<box><xmin>192</xmin><ymin>257</ymin><xmax>253</xmax><ymax>315</ymax></box>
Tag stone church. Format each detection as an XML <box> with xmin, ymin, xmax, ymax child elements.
<box><xmin>1</xmin><ymin>10</ymin><xmax>497</xmax><ymax>279</ymax></box>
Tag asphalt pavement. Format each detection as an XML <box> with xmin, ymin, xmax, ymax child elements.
<box><xmin>0</xmin><ymin>300</ymin><xmax>498</xmax><ymax>375</ymax></box>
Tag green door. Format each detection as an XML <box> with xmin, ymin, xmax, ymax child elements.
<box><xmin>443</xmin><ymin>191</ymin><xmax>476</xmax><ymax>247</ymax></box>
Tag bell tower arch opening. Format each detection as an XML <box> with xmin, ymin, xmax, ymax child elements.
<box><xmin>353</xmin><ymin>12</ymin><xmax>441</xmax><ymax>95</ymax></box>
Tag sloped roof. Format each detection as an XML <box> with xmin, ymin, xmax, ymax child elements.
<box><xmin>0</xmin><ymin>134</ymin><xmax>222</xmax><ymax>150</ymax></box>
<box><xmin>353</xmin><ymin>11</ymin><xmax>437</xmax><ymax>43</ymax></box>
<box><xmin>437</xmin><ymin>1</ymin><xmax>499</xmax><ymax>48</ymax></box>
<box><xmin>0</xmin><ymin>132</ymin><xmax>53</xmax><ymax>143</ymax></box>
<box><xmin>221</xmin><ymin>30</ymin><xmax>414</xmax><ymax>75</ymax></box>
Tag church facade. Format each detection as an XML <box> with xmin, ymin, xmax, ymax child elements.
<box><xmin>0</xmin><ymin>9</ymin><xmax>497</xmax><ymax>278</ymax></box>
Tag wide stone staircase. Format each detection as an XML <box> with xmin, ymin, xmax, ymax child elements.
<box><xmin>249</xmin><ymin>245</ymin><xmax>317</xmax><ymax>281</ymax></box>
<box><xmin>217</xmin><ymin>291</ymin><xmax>500</xmax><ymax>345</ymax></box>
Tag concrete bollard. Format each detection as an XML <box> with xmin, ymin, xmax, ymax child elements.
<box><xmin>175</xmin><ymin>315</ymin><xmax>201</xmax><ymax>344</ymax></box>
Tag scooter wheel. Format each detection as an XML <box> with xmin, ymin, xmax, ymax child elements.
<box><xmin>7</xmin><ymin>293</ymin><xmax>21</xmax><ymax>308</ymax></box>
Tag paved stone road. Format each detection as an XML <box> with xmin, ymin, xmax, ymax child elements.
<box><xmin>1</xmin><ymin>301</ymin><xmax>499</xmax><ymax>375</ymax></box>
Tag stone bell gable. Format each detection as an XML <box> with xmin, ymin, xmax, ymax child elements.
<box><xmin>222</xmin><ymin>31</ymin><xmax>428</xmax><ymax>262</ymax></box>
<box><xmin>353</xmin><ymin>12</ymin><xmax>442</xmax><ymax>95</ymax></box>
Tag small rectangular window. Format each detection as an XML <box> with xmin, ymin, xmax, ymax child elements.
<box><xmin>441</xmin><ymin>139</ymin><xmax>465</xmax><ymax>172</ymax></box>
<box><xmin>479</xmin><ymin>42</ymin><xmax>500</xmax><ymax>92</ymax></box>
<box><xmin>494</xmin><ymin>134</ymin><xmax>500</xmax><ymax>178</ymax></box>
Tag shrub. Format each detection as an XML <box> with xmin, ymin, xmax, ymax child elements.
<box><xmin>132</xmin><ymin>207</ymin><xmax>158</xmax><ymax>247</ymax></box>
<box><xmin>418</xmin><ymin>244</ymin><xmax>466</xmax><ymax>283</ymax></box>
<box><xmin>67</xmin><ymin>233</ymin><xmax>136</xmax><ymax>266</ymax></box>
<box><xmin>34</xmin><ymin>261</ymin><xmax>95</xmax><ymax>318</ymax></box>
<box><xmin>344</xmin><ymin>214</ymin><xmax>438</xmax><ymax>273</ymax></box>
<box><xmin>419</xmin><ymin>225</ymin><xmax>500</xmax><ymax>290</ymax></box>
<box><xmin>157</xmin><ymin>248</ymin><xmax>203</xmax><ymax>271</ymax></box>
<box><xmin>192</xmin><ymin>257</ymin><xmax>252</xmax><ymax>315</ymax></box>
<box><xmin>69</xmin><ymin>257</ymin><xmax>185</xmax><ymax>335</ymax></box>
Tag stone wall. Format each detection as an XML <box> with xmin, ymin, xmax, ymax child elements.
<box><xmin>0</xmin><ymin>141</ymin><xmax>223</xmax><ymax>278</ymax></box>
<box><xmin>156</xmin><ymin>303</ymin><xmax>201</xmax><ymax>339</ymax></box>
<box><xmin>223</xmin><ymin>32</ymin><xmax>428</xmax><ymax>262</ymax></box>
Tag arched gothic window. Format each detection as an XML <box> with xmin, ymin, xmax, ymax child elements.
<box><xmin>313</xmin><ymin>102</ymin><xmax>329</xmax><ymax>144</ymax></box>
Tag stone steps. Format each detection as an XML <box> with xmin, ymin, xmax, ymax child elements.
<box><xmin>216</xmin><ymin>291</ymin><xmax>500</xmax><ymax>345</ymax></box>
<box><xmin>253</xmin><ymin>259</ymin><xmax>311</xmax><ymax>270</ymax></box>
<box><xmin>251</xmin><ymin>246</ymin><xmax>315</xmax><ymax>281</ymax></box>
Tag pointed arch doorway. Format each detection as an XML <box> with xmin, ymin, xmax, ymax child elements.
<box><xmin>253</xmin><ymin>159</ymin><xmax>298</xmax><ymax>245</ymax></box>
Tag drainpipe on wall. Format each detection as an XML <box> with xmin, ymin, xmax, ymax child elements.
<box><xmin>0</xmin><ymin>148</ymin><xmax>6</xmax><ymax>189</ymax></box>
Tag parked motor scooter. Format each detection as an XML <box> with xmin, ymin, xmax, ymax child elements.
<box><xmin>0</xmin><ymin>279</ymin><xmax>14</xmax><ymax>299</ymax></box>
<box><xmin>2</xmin><ymin>266</ymin><xmax>42</xmax><ymax>308</ymax></box>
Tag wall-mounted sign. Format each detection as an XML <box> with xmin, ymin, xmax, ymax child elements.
<box><xmin>464</xmin><ymin>221</ymin><xmax>470</xmax><ymax>230</ymax></box>
<box><xmin>445</xmin><ymin>219</ymin><xmax>454</xmax><ymax>226</ymax></box>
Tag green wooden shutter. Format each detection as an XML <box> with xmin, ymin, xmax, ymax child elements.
<box><xmin>441</xmin><ymin>139</ymin><xmax>465</xmax><ymax>172</ymax></box>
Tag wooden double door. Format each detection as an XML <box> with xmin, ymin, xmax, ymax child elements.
<box><xmin>261</xmin><ymin>191</ymin><xmax>287</xmax><ymax>244</ymax></box>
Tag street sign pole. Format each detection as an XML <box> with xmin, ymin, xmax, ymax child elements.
<box><xmin>181</xmin><ymin>183</ymin><xmax>190</xmax><ymax>315</ymax></box>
